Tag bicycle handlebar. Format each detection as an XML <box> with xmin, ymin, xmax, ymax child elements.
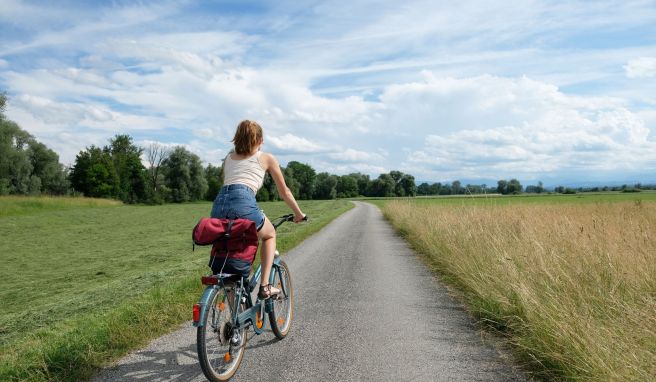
<box><xmin>273</xmin><ymin>214</ymin><xmax>308</xmax><ymax>229</ymax></box>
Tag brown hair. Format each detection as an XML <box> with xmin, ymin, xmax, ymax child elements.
<box><xmin>232</xmin><ymin>120</ymin><xmax>263</xmax><ymax>155</ymax></box>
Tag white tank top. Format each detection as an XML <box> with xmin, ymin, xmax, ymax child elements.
<box><xmin>223</xmin><ymin>151</ymin><xmax>266</xmax><ymax>193</ymax></box>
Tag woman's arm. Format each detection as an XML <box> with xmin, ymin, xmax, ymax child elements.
<box><xmin>261</xmin><ymin>152</ymin><xmax>305</xmax><ymax>222</ymax></box>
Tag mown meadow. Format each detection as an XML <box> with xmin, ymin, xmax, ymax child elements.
<box><xmin>376</xmin><ymin>192</ymin><xmax>656</xmax><ymax>381</ymax></box>
<box><xmin>0</xmin><ymin>196</ymin><xmax>352</xmax><ymax>382</ymax></box>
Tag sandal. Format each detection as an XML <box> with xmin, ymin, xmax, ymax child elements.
<box><xmin>258</xmin><ymin>283</ymin><xmax>281</xmax><ymax>299</ymax></box>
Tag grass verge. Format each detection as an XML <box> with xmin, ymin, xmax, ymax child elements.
<box><xmin>0</xmin><ymin>198</ymin><xmax>353</xmax><ymax>381</ymax></box>
<box><xmin>376</xmin><ymin>197</ymin><xmax>655</xmax><ymax>381</ymax></box>
<box><xmin>0</xmin><ymin>196</ymin><xmax>122</xmax><ymax>217</ymax></box>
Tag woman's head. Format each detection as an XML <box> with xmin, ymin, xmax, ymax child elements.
<box><xmin>232</xmin><ymin>120</ymin><xmax>263</xmax><ymax>155</ymax></box>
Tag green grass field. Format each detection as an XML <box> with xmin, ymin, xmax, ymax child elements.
<box><xmin>0</xmin><ymin>195</ymin><xmax>122</xmax><ymax>217</ymax></box>
<box><xmin>0</xmin><ymin>196</ymin><xmax>352</xmax><ymax>382</ymax></box>
<box><xmin>376</xmin><ymin>192</ymin><xmax>656</xmax><ymax>381</ymax></box>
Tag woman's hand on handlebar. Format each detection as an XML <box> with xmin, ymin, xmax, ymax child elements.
<box><xmin>293</xmin><ymin>213</ymin><xmax>306</xmax><ymax>223</ymax></box>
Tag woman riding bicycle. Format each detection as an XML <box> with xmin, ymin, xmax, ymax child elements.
<box><xmin>210</xmin><ymin>120</ymin><xmax>305</xmax><ymax>299</ymax></box>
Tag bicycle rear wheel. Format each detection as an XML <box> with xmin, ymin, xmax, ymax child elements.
<box><xmin>269</xmin><ymin>259</ymin><xmax>293</xmax><ymax>339</ymax></box>
<box><xmin>197</xmin><ymin>286</ymin><xmax>247</xmax><ymax>381</ymax></box>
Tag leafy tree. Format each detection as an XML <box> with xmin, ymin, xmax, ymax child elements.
<box><xmin>189</xmin><ymin>154</ymin><xmax>207</xmax><ymax>201</ymax></box>
<box><xmin>161</xmin><ymin>146</ymin><xmax>208</xmax><ymax>203</ymax></box>
<box><xmin>70</xmin><ymin>135</ymin><xmax>147</xmax><ymax>202</ymax></box>
<box><xmin>1</xmin><ymin>102</ymin><xmax>69</xmax><ymax>196</ymax></box>
<box><xmin>439</xmin><ymin>183</ymin><xmax>451</xmax><ymax>195</ymax></box>
<box><xmin>109</xmin><ymin>135</ymin><xmax>147</xmax><ymax>203</ymax></box>
<box><xmin>283</xmin><ymin>166</ymin><xmax>301</xmax><ymax>198</ymax></box>
<box><xmin>313</xmin><ymin>172</ymin><xmax>338</xmax><ymax>199</ymax></box>
<box><xmin>70</xmin><ymin>146</ymin><xmax>119</xmax><ymax>198</ymax></box>
<box><xmin>399</xmin><ymin>174</ymin><xmax>417</xmax><ymax>196</ymax></box>
<box><xmin>28</xmin><ymin>174</ymin><xmax>42</xmax><ymax>195</ymax></box>
<box><xmin>28</xmin><ymin>141</ymin><xmax>68</xmax><ymax>194</ymax></box>
<box><xmin>0</xmin><ymin>120</ymin><xmax>32</xmax><ymax>194</ymax></box>
<box><xmin>525</xmin><ymin>181</ymin><xmax>545</xmax><ymax>194</ymax></box>
<box><xmin>336</xmin><ymin>175</ymin><xmax>358</xmax><ymax>198</ymax></box>
<box><xmin>205</xmin><ymin>163</ymin><xmax>223</xmax><ymax>201</ymax></box>
<box><xmin>417</xmin><ymin>182</ymin><xmax>431</xmax><ymax>195</ymax></box>
<box><xmin>69</xmin><ymin>149</ymin><xmax>92</xmax><ymax>196</ymax></box>
<box><xmin>395</xmin><ymin>181</ymin><xmax>406</xmax><ymax>196</ymax></box>
<box><xmin>507</xmin><ymin>178</ymin><xmax>523</xmax><ymax>194</ymax></box>
<box><xmin>497</xmin><ymin>180</ymin><xmax>508</xmax><ymax>194</ymax></box>
<box><xmin>257</xmin><ymin>172</ymin><xmax>279</xmax><ymax>202</ymax></box>
<box><xmin>389</xmin><ymin>170</ymin><xmax>404</xmax><ymax>184</ymax></box>
<box><xmin>430</xmin><ymin>182</ymin><xmax>442</xmax><ymax>195</ymax></box>
<box><xmin>285</xmin><ymin>161</ymin><xmax>315</xmax><ymax>200</ymax></box>
<box><xmin>370</xmin><ymin>174</ymin><xmax>396</xmax><ymax>197</ymax></box>
<box><xmin>349</xmin><ymin>172</ymin><xmax>370</xmax><ymax>196</ymax></box>
<box><xmin>255</xmin><ymin>186</ymin><xmax>270</xmax><ymax>202</ymax></box>
<box><xmin>496</xmin><ymin>179</ymin><xmax>522</xmax><ymax>195</ymax></box>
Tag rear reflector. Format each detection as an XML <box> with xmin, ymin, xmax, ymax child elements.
<box><xmin>193</xmin><ymin>304</ymin><xmax>201</xmax><ymax>323</ymax></box>
<box><xmin>201</xmin><ymin>276</ymin><xmax>219</xmax><ymax>285</ymax></box>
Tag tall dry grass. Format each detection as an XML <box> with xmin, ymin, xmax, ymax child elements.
<box><xmin>383</xmin><ymin>200</ymin><xmax>656</xmax><ymax>381</ymax></box>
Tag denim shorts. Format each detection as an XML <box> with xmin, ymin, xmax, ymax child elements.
<box><xmin>210</xmin><ymin>184</ymin><xmax>266</xmax><ymax>231</ymax></box>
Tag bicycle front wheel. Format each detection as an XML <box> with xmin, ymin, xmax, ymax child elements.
<box><xmin>197</xmin><ymin>286</ymin><xmax>247</xmax><ymax>381</ymax></box>
<box><xmin>269</xmin><ymin>259</ymin><xmax>293</xmax><ymax>339</ymax></box>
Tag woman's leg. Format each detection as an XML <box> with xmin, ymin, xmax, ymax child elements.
<box><xmin>257</xmin><ymin>217</ymin><xmax>279</xmax><ymax>294</ymax></box>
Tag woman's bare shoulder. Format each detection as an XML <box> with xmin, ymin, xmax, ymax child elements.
<box><xmin>259</xmin><ymin>152</ymin><xmax>278</xmax><ymax>168</ymax></box>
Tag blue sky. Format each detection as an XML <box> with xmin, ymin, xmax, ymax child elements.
<box><xmin>1</xmin><ymin>0</ymin><xmax>656</xmax><ymax>185</ymax></box>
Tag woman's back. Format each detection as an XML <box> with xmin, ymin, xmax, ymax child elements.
<box><xmin>223</xmin><ymin>151</ymin><xmax>266</xmax><ymax>193</ymax></box>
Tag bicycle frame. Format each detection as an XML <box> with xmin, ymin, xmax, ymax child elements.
<box><xmin>193</xmin><ymin>254</ymin><xmax>287</xmax><ymax>335</ymax></box>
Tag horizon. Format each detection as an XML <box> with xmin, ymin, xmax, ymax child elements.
<box><xmin>1</xmin><ymin>0</ymin><xmax>655</xmax><ymax>184</ymax></box>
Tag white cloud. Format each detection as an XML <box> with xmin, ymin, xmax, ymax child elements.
<box><xmin>11</xmin><ymin>94</ymin><xmax>165</xmax><ymax>131</ymax></box>
<box><xmin>0</xmin><ymin>59</ymin><xmax>7</xmax><ymax>68</ymax></box>
<box><xmin>266</xmin><ymin>133</ymin><xmax>327</xmax><ymax>154</ymax></box>
<box><xmin>390</xmin><ymin>74</ymin><xmax>656</xmax><ymax>180</ymax></box>
<box><xmin>323</xmin><ymin>163</ymin><xmax>388</xmax><ymax>176</ymax></box>
<box><xmin>328</xmin><ymin>149</ymin><xmax>385</xmax><ymax>163</ymax></box>
<box><xmin>624</xmin><ymin>57</ymin><xmax>656</xmax><ymax>78</ymax></box>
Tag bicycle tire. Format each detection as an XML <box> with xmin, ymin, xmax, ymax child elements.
<box><xmin>268</xmin><ymin>259</ymin><xmax>293</xmax><ymax>339</ymax></box>
<box><xmin>197</xmin><ymin>285</ymin><xmax>247</xmax><ymax>381</ymax></box>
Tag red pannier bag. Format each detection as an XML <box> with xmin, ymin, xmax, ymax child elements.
<box><xmin>192</xmin><ymin>218</ymin><xmax>259</xmax><ymax>277</ymax></box>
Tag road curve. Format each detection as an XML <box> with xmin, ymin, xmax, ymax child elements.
<box><xmin>92</xmin><ymin>201</ymin><xmax>527</xmax><ymax>382</ymax></box>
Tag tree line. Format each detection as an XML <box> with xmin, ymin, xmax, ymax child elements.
<box><xmin>67</xmin><ymin>136</ymin><xmax>419</xmax><ymax>203</ymax></box>
<box><xmin>256</xmin><ymin>166</ymin><xmax>417</xmax><ymax>202</ymax></box>
<box><xmin>3</xmin><ymin>92</ymin><xmax>655</xmax><ymax>201</ymax></box>
<box><xmin>417</xmin><ymin>179</ymin><xmax>534</xmax><ymax>195</ymax></box>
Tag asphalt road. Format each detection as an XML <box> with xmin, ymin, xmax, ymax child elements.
<box><xmin>92</xmin><ymin>201</ymin><xmax>527</xmax><ymax>382</ymax></box>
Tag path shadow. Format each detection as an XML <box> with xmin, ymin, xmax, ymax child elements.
<box><xmin>93</xmin><ymin>343</ymin><xmax>203</xmax><ymax>382</ymax></box>
<box><xmin>92</xmin><ymin>329</ymin><xmax>280</xmax><ymax>382</ymax></box>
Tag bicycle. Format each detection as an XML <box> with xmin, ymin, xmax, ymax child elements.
<box><xmin>193</xmin><ymin>214</ymin><xmax>304</xmax><ymax>381</ymax></box>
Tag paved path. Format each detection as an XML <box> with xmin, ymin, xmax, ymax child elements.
<box><xmin>92</xmin><ymin>202</ymin><xmax>527</xmax><ymax>382</ymax></box>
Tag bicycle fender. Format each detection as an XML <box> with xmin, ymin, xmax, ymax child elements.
<box><xmin>193</xmin><ymin>286</ymin><xmax>217</xmax><ymax>328</ymax></box>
